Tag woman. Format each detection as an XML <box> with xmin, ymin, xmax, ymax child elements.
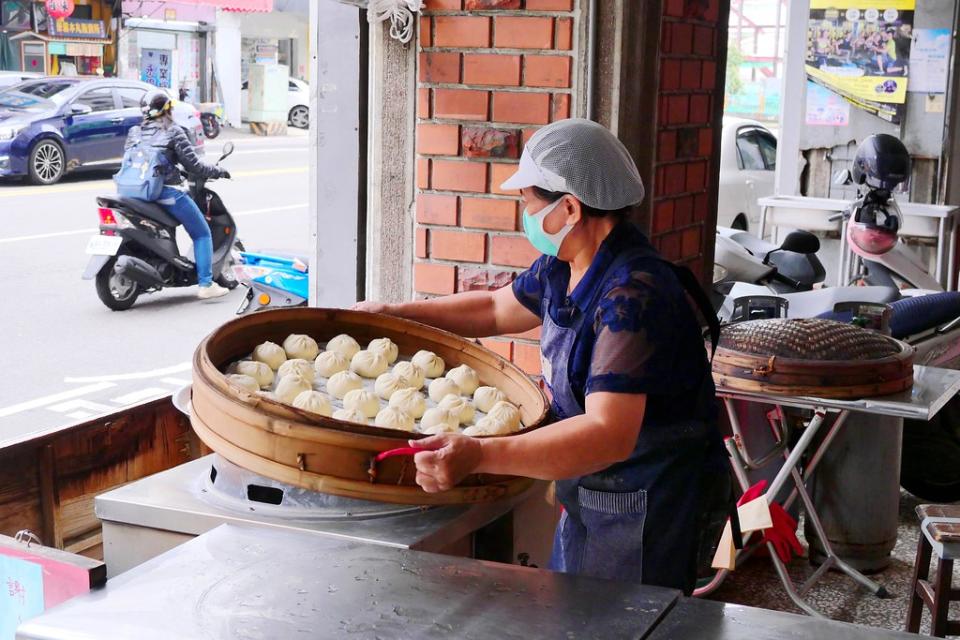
<box><xmin>124</xmin><ymin>90</ymin><xmax>231</xmax><ymax>300</ymax></box>
<box><xmin>357</xmin><ymin>119</ymin><xmax>729</xmax><ymax>593</ymax></box>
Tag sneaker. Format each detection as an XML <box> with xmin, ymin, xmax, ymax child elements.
<box><xmin>198</xmin><ymin>283</ymin><xmax>230</xmax><ymax>300</ymax></box>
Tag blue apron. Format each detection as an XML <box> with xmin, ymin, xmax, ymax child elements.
<box><xmin>543</xmin><ymin>246</ymin><xmax>728</xmax><ymax>594</ymax></box>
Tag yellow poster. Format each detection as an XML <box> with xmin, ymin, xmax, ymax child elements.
<box><xmin>805</xmin><ymin>2</ymin><xmax>914</xmax><ymax>121</ymax></box>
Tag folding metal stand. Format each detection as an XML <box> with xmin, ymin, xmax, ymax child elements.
<box><xmin>694</xmin><ymin>365</ymin><xmax>960</xmax><ymax>618</ymax></box>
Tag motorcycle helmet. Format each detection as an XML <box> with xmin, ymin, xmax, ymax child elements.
<box><xmin>848</xmin><ymin>200</ymin><xmax>900</xmax><ymax>255</ymax></box>
<box><xmin>141</xmin><ymin>90</ymin><xmax>173</xmax><ymax>120</ymax></box>
<box><xmin>851</xmin><ymin>134</ymin><xmax>911</xmax><ymax>191</ymax></box>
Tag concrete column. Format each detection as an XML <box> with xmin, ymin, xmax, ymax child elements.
<box><xmin>774</xmin><ymin>0</ymin><xmax>809</xmax><ymax>197</ymax></box>
<box><xmin>214</xmin><ymin>10</ymin><xmax>243</xmax><ymax>126</ymax></box>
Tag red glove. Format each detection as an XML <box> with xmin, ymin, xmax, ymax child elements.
<box><xmin>737</xmin><ymin>480</ymin><xmax>804</xmax><ymax>564</ymax></box>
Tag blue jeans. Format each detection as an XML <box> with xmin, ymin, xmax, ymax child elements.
<box><xmin>157</xmin><ymin>187</ymin><xmax>213</xmax><ymax>286</ymax></box>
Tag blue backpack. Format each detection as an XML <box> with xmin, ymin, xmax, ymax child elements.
<box><xmin>114</xmin><ymin>137</ymin><xmax>169</xmax><ymax>201</ymax></box>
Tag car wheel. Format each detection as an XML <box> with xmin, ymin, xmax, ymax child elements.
<box><xmin>732</xmin><ymin>214</ymin><xmax>748</xmax><ymax>231</ymax></box>
<box><xmin>289</xmin><ymin>105</ymin><xmax>309</xmax><ymax>129</ymax></box>
<box><xmin>28</xmin><ymin>140</ymin><xmax>65</xmax><ymax>185</ymax></box>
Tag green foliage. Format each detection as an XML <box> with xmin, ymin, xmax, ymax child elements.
<box><xmin>726</xmin><ymin>43</ymin><xmax>745</xmax><ymax>96</ymax></box>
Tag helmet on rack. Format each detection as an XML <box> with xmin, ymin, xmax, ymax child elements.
<box><xmin>141</xmin><ymin>90</ymin><xmax>173</xmax><ymax>120</ymax></box>
<box><xmin>848</xmin><ymin>200</ymin><xmax>900</xmax><ymax>255</ymax></box>
<box><xmin>851</xmin><ymin>134</ymin><xmax>911</xmax><ymax>192</ymax></box>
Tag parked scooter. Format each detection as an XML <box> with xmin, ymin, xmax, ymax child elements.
<box><xmin>197</xmin><ymin>102</ymin><xmax>225</xmax><ymax>139</ymax></box>
<box><xmin>233</xmin><ymin>251</ymin><xmax>310</xmax><ymax>315</ymax></box>
<box><xmin>82</xmin><ymin>143</ymin><xmax>241</xmax><ymax>310</ymax></box>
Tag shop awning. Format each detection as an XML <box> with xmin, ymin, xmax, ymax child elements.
<box><xmin>9</xmin><ymin>31</ymin><xmax>112</xmax><ymax>47</ymax></box>
<box><xmin>194</xmin><ymin>0</ymin><xmax>274</xmax><ymax>12</ymax></box>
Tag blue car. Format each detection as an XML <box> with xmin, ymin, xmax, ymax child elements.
<box><xmin>0</xmin><ymin>77</ymin><xmax>202</xmax><ymax>185</ymax></box>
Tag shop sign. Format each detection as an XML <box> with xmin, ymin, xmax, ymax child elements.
<box><xmin>140</xmin><ymin>49</ymin><xmax>172</xmax><ymax>89</ymax></box>
<box><xmin>48</xmin><ymin>17</ymin><xmax>106</xmax><ymax>40</ymax></box>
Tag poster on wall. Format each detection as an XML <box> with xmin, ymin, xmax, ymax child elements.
<box><xmin>805</xmin><ymin>0</ymin><xmax>914</xmax><ymax>124</ymax></box>
<box><xmin>806</xmin><ymin>81</ymin><xmax>851</xmax><ymax>126</ymax></box>
<box><xmin>140</xmin><ymin>48</ymin><xmax>171</xmax><ymax>89</ymax></box>
<box><xmin>908</xmin><ymin>28</ymin><xmax>951</xmax><ymax>94</ymax></box>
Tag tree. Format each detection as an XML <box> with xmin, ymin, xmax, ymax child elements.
<box><xmin>726</xmin><ymin>43</ymin><xmax>745</xmax><ymax>96</ymax></box>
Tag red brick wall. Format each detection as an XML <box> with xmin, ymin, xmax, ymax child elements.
<box><xmin>415</xmin><ymin>0</ymin><xmax>576</xmax><ymax>376</ymax></box>
<box><xmin>651</xmin><ymin>0</ymin><xmax>726</xmax><ymax>279</ymax></box>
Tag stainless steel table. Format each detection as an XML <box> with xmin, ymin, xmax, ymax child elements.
<box><xmin>648</xmin><ymin>597</ymin><xmax>919</xmax><ymax>640</ymax></box>
<box><xmin>695</xmin><ymin>365</ymin><xmax>960</xmax><ymax>617</ymax></box>
<box><xmin>17</xmin><ymin>523</ymin><xmax>682</xmax><ymax>640</ymax></box>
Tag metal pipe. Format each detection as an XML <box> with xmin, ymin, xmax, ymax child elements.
<box><xmin>585</xmin><ymin>0</ymin><xmax>597</xmax><ymax>120</ymax></box>
<box><xmin>764</xmin><ymin>409</ymin><xmax>826</xmax><ymax>502</ymax></box>
<box><xmin>724</xmin><ymin>398</ymin><xmax>787</xmax><ymax>470</ymax></box>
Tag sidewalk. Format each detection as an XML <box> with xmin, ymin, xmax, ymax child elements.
<box><xmin>216</xmin><ymin>126</ymin><xmax>309</xmax><ymax>142</ymax></box>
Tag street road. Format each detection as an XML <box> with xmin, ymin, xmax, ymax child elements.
<box><xmin>0</xmin><ymin>131</ymin><xmax>310</xmax><ymax>444</ymax></box>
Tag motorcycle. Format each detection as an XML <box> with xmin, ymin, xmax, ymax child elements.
<box><xmin>82</xmin><ymin>142</ymin><xmax>241</xmax><ymax>311</ymax></box>
<box><xmin>713</xmin><ymin>224</ymin><xmax>960</xmax><ymax>501</ymax></box>
<box><xmin>233</xmin><ymin>251</ymin><xmax>310</xmax><ymax>315</ymax></box>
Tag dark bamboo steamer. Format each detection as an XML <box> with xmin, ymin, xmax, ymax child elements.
<box><xmin>711</xmin><ymin>318</ymin><xmax>915</xmax><ymax>400</ymax></box>
<box><xmin>191</xmin><ymin>307</ymin><xmax>548</xmax><ymax>504</ymax></box>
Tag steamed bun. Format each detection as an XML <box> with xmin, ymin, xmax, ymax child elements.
<box><xmin>473</xmin><ymin>386</ymin><xmax>506</xmax><ymax>413</ymax></box>
<box><xmin>327</xmin><ymin>370</ymin><xmax>364</xmax><ymax>399</ymax></box>
<box><xmin>344</xmin><ymin>389</ymin><xmax>381</xmax><ymax>418</ymax></box>
<box><xmin>230</xmin><ymin>361</ymin><xmax>274</xmax><ymax>388</ymax></box>
<box><xmin>275</xmin><ymin>374</ymin><xmax>313</xmax><ymax>404</ymax></box>
<box><xmin>412</xmin><ymin>350</ymin><xmax>445</xmax><ymax>378</ymax></box>
<box><xmin>368</xmin><ymin>337</ymin><xmax>399</xmax><ymax>364</ymax></box>
<box><xmin>438</xmin><ymin>394</ymin><xmax>476</xmax><ymax>425</ymax></box>
<box><xmin>392</xmin><ymin>361</ymin><xmax>425</xmax><ymax>390</ymax></box>
<box><xmin>314</xmin><ymin>350</ymin><xmax>350</xmax><ymax>377</ymax></box>
<box><xmin>333</xmin><ymin>408</ymin><xmax>368</xmax><ymax>425</ymax></box>
<box><xmin>283</xmin><ymin>334</ymin><xmax>319</xmax><ymax>361</ymax></box>
<box><xmin>428</xmin><ymin>378</ymin><xmax>460</xmax><ymax>403</ymax></box>
<box><xmin>278</xmin><ymin>358</ymin><xmax>316</xmax><ymax>384</ymax></box>
<box><xmin>226</xmin><ymin>373</ymin><xmax>260</xmax><ymax>393</ymax></box>
<box><xmin>375</xmin><ymin>407</ymin><xmax>415</xmax><ymax>431</ymax></box>
<box><xmin>326</xmin><ymin>334</ymin><xmax>361</xmax><ymax>359</ymax></box>
<box><xmin>487</xmin><ymin>400</ymin><xmax>522</xmax><ymax>431</ymax></box>
<box><xmin>350</xmin><ymin>350</ymin><xmax>388</xmax><ymax>378</ymax></box>
<box><xmin>446</xmin><ymin>364</ymin><xmax>480</xmax><ymax>395</ymax></box>
<box><xmin>253</xmin><ymin>341</ymin><xmax>287</xmax><ymax>370</ymax></box>
<box><xmin>292</xmin><ymin>390</ymin><xmax>333</xmax><ymax>417</ymax></box>
<box><xmin>388</xmin><ymin>388</ymin><xmax>426</xmax><ymax>419</ymax></box>
<box><xmin>374</xmin><ymin>372</ymin><xmax>406</xmax><ymax>400</ymax></box>
<box><xmin>420</xmin><ymin>407</ymin><xmax>459</xmax><ymax>434</ymax></box>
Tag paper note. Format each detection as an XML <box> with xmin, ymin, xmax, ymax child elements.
<box><xmin>738</xmin><ymin>497</ymin><xmax>774</xmax><ymax>534</ymax></box>
<box><xmin>1</xmin><ymin>556</ymin><xmax>44</xmax><ymax>640</ymax></box>
<box><xmin>909</xmin><ymin>29</ymin><xmax>951</xmax><ymax>94</ymax></box>
<box><xmin>711</xmin><ymin>521</ymin><xmax>737</xmax><ymax>571</ymax></box>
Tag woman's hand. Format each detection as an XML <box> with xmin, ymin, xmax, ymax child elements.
<box><xmin>352</xmin><ymin>300</ymin><xmax>392</xmax><ymax>314</ymax></box>
<box><xmin>410</xmin><ymin>434</ymin><xmax>483</xmax><ymax>493</ymax></box>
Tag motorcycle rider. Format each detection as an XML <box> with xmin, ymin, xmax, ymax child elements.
<box><xmin>125</xmin><ymin>90</ymin><xmax>231</xmax><ymax>300</ymax></box>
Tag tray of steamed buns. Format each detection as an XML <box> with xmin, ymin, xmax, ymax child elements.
<box><xmin>190</xmin><ymin>308</ymin><xmax>549</xmax><ymax>504</ymax></box>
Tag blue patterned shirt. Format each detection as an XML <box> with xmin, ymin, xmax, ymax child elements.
<box><xmin>512</xmin><ymin>222</ymin><xmax>716</xmax><ymax>426</ymax></box>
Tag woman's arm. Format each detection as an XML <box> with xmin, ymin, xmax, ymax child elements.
<box><xmin>410</xmin><ymin>391</ymin><xmax>647</xmax><ymax>492</ymax></box>
<box><xmin>170</xmin><ymin>127</ymin><xmax>224</xmax><ymax>179</ymax></box>
<box><xmin>355</xmin><ymin>285</ymin><xmax>540</xmax><ymax>339</ymax></box>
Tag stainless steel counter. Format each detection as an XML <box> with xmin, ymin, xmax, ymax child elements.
<box><xmin>96</xmin><ymin>455</ymin><xmax>537</xmax><ymax>576</ymax></box>
<box><xmin>647</xmin><ymin>597</ymin><xmax>919</xmax><ymax>640</ymax></box>
<box><xmin>17</xmin><ymin>523</ymin><xmax>681</xmax><ymax>640</ymax></box>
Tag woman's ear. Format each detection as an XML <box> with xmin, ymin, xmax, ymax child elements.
<box><xmin>565</xmin><ymin>195</ymin><xmax>584</xmax><ymax>225</ymax></box>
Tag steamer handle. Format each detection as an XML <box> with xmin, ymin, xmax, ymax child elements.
<box><xmin>368</xmin><ymin>446</ymin><xmax>431</xmax><ymax>482</ymax></box>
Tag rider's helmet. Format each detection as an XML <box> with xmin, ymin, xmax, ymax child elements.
<box><xmin>851</xmin><ymin>134</ymin><xmax>911</xmax><ymax>191</ymax></box>
<box><xmin>848</xmin><ymin>135</ymin><xmax>907</xmax><ymax>255</ymax></box>
<box><xmin>141</xmin><ymin>90</ymin><xmax>173</xmax><ymax>120</ymax></box>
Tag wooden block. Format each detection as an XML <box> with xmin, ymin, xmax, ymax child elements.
<box><xmin>737</xmin><ymin>497</ymin><xmax>773</xmax><ymax>534</ymax></box>
<box><xmin>711</xmin><ymin>520</ymin><xmax>736</xmax><ymax>571</ymax></box>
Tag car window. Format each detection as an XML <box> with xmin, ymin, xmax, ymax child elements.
<box><xmin>736</xmin><ymin>131</ymin><xmax>766</xmax><ymax>171</ymax></box>
<box><xmin>756</xmin><ymin>131</ymin><xmax>777</xmax><ymax>170</ymax></box>
<box><xmin>74</xmin><ymin>87</ymin><xmax>116</xmax><ymax>112</ymax></box>
<box><xmin>12</xmin><ymin>80</ymin><xmax>75</xmax><ymax>104</ymax></box>
<box><xmin>241</xmin><ymin>81</ymin><xmax>248</xmax><ymax>91</ymax></box>
<box><xmin>118</xmin><ymin>87</ymin><xmax>147</xmax><ymax>109</ymax></box>
<box><xmin>288</xmin><ymin>81</ymin><xmax>298</xmax><ymax>91</ymax></box>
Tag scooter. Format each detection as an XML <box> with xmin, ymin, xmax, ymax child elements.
<box><xmin>714</xmin><ymin>225</ymin><xmax>960</xmax><ymax>501</ymax></box>
<box><xmin>82</xmin><ymin>142</ymin><xmax>241</xmax><ymax>311</ymax></box>
<box><xmin>233</xmin><ymin>251</ymin><xmax>310</xmax><ymax>315</ymax></box>
<box><xmin>197</xmin><ymin>102</ymin><xmax>225</xmax><ymax>140</ymax></box>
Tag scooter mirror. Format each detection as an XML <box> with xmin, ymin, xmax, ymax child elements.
<box><xmin>833</xmin><ymin>169</ymin><xmax>852</xmax><ymax>186</ymax></box>
<box><xmin>220</xmin><ymin>142</ymin><xmax>235</xmax><ymax>162</ymax></box>
<box><xmin>779</xmin><ymin>230</ymin><xmax>820</xmax><ymax>255</ymax></box>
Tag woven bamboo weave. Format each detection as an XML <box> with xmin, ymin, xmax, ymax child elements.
<box><xmin>713</xmin><ymin>318</ymin><xmax>914</xmax><ymax>399</ymax></box>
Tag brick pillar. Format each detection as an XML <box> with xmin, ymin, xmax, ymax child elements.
<box><xmin>651</xmin><ymin>0</ymin><xmax>728</xmax><ymax>281</ymax></box>
<box><xmin>415</xmin><ymin>0</ymin><xmax>575</xmax><ymax>376</ymax></box>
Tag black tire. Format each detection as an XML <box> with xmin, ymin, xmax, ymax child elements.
<box><xmin>95</xmin><ymin>255</ymin><xmax>141</xmax><ymax>311</ymax></box>
<box><xmin>28</xmin><ymin>139</ymin><xmax>65</xmax><ymax>185</ymax></box>
<box><xmin>215</xmin><ymin>240</ymin><xmax>244</xmax><ymax>290</ymax></box>
<box><xmin>288</xmin><ymin>105</ymin><xmax>309</xmax><ymax>129</ymax></box>
<box><xmin>901</xmin><ymin>394</ymin><xmax>960</xmax><ymax>502</ymax></box>
<box><xmin>202</xmin><ymin>114</ymin><xmax>221</xmax><ymax>139</ymax></box>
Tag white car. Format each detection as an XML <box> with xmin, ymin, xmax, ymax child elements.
<box><xmin>240</xmin><ymin>77</ymin><xmax>309</xmax><ymax>129</ymax></box>
<box><xmin>0</xmin><ymin>71</ymin><xmax>44</xmax><ymax>90</ymax></box>
<box><xmin>718</xmin><ymin>117</ymin><xmax>777</xmax><ymax>231</ymax></box>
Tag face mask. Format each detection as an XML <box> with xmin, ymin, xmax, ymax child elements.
<box><xmin>522</xmin><ymin>197</ymin><xmax>575</xmax><ymax>257</ymax></box>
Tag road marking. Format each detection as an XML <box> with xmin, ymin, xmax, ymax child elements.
<box><xmin>47</xmin><ymin>399</ymin><xmax>116</xmax><ymax>414</ymax></box>
<box><xmin>110</xmin><ymin>388</ymin><xmax>170</xmax><ymax>405</ymax></box>
<box><xmin>0</xmin><ymin>165</ymin><xmax>308</xmax><ymax>198</ymax></box>
<box><xmin>0</xmin><ymin>203</ymin><xmax>307</xmax><ymax>244</ymax></box>
<box><xmin>161</xmin><ymin>377</ymin><xmax>191</xmax><ymax>387</ymax></box>
<box><xmin>63</xmin><ymin>362</ymin><xmax>192</xmax><ymax>384</ymax></box>
<box><xmin>66</xmin><ymin>411</ymin><xmax>94</xmax><ymax>421</ymax></box>
<box><xmin>0</xmin><ymin>382</ymin><xmax>116</xmax><ymax>418</ymax></box>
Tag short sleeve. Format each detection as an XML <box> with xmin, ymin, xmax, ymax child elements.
<box><xmin>585</xmin><ymin>273</ymin><xmax>679</xmax><ymax>397</ymax></box>
<box><xmin>511</xmin><ymin>255</ymin><xmax>551</xmax><ymax>318</ymax></box>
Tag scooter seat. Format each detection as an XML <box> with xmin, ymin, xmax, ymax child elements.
<box><xmin>729</xmin><ymin>231</ymin><xmax>826</xmax><ymax>287</ymax></box>
<box><xmin>721</xmin><ymin>282</ymin><xmax>901</xmax><ymax>321</ymax></box>
<box><xmin>99</xmin><ymin>196</ymin><xmax>179</xmax><ymax>229</ymax></box>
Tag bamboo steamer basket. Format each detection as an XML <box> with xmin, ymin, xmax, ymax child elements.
<box><xmin>191</xmin><ymin>308</ymin><xmax>550</xmax><ymax>505</ymax></box>
<box><xmin>712</xmin><ymin>318</ymin><xmax>914</xmax><ymax>399</ymax></box>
